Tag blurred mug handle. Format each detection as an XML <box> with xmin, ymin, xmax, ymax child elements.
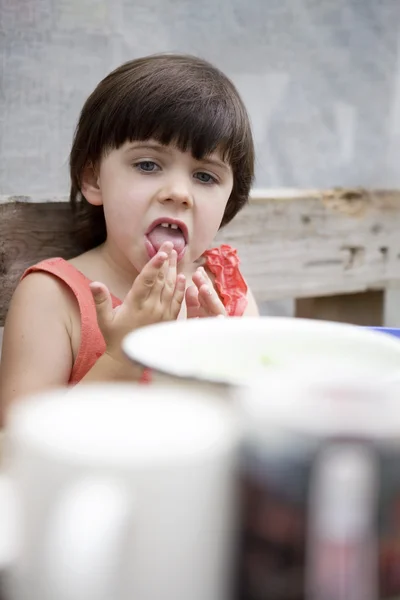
<box><xmin>42</xmin><ymin>476</ymin><xmax>132</xmax><ymax>600</ymax></box>
<box><xmin>306</xmin><ymin>443</ymin><xmax>378</xmax><ymax>600</ymax></box>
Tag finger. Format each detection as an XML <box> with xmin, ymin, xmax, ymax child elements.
<box><xmin>192</xmin><ymin>269</ymin><xmax>216</xmax><ymax>303</ymax></box>
<box><xmin>185</xmin><ymin>285</ymin><xmax>201</xmax><ymax>319</ymax></box>
<box><xmin>192</xmin><ymin>268</ymin><xmax>207</xmax><ymax>290</ymax></box>
<box><xmin>132</xmin><ymin>241</ymin><xmax>174</xmax><ymax>297</ymax></box>
<box><xmin>169</xmin><ymin>273</ymin><xmax>186</xmax><ymax>319</ymax></box>
<box><xmin>193</xmin><ymin>266</ymin><xmax>213</xmax><ymax>286</ymax></box>
<box><xmin>198</xmin><ymin>283</ymin><xmax>226</xmax><ymax>316</ymax></box>
<box><xmin>130</xmin><ymin>249</ymin><xmax>170</xmax><ymax>304</ymax></box>
<box><xmin>149</xmin><ymin>246</ymin><xmax>174</xmax><ymax>301</ymax></box>
<box><xmin>157</xmin><ymin>241</ymin><xmax>174</xmax><ymax>257</ymax></box>
<box><xmin>193</xmin><ymin>267</ymin><xmax>225</xmax><ymax>316</ymax></box>
<box><xmin>90</xmin><ymin>282</ymin><xmax>114</xmax><ymax>332</ymax></box>
<box><xmin>200</xmin><ymin>266</ymin><xmax>213</xmax><ymax>283</ymax></box>
<box><xmin>161</xmin><ymin>249</ymin><xmax>178</xmax><ymax>303</ymax></box>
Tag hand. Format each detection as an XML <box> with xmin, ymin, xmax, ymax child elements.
<box><xmin>90</xmin><ymin>242</ymin><xmax>186</xmax><ymax>358</ymax></box>
<box><xmin>186</xmin><ymin>266</ymin><xmax>226</xmax><ymax>319</ymax></box>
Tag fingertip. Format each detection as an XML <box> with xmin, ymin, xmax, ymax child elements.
<box><xmin>89</xmin><ymin>281</ymin><xmax>111</xmax><ymax>309</ymax></box>
<box><xmin>160</xmin><ymin>241</ymin><xmax>174</xmax><ymax>254</ymax></box>
<box><xmin>89</xmin><ymin>281</ymin><xmax>105</xmax><ymax>294</ymax></box>
<box><xmin>192</xmin><ymin>271</ymin><xmax>202</xmax><ymax>285</ymax></box>
<box><xmin>176</xmin><ymin>273</ymin><xmax>186</xmax><ymax>288</ymax></box>
<box><xmin>193</xmin><ymin>268</ymin><xmax>206</xmax><ymax>283</ymax></box>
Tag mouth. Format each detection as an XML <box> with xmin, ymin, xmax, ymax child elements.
<box><xmin>145</xmin><ymin>218</ymin><xmax>189</xmax><ymax>261</ymax></box>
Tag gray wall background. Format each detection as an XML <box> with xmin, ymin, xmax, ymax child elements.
<box><xmin>2</xmin><ymin>0</ymin><xmax>400</xmax><ymax>322</ymax></box>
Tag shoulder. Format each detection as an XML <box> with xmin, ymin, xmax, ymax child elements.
<box><xmin>4</xmin><ymin>269</ymin><xmax>78</xmax><ymax>364</ymax></box>
<box><xmin>0</xmin><ymin>271</ymin><xmax>76</xmax><ymax>417</ymax></box>
<box><xmin>15</xmin><ymin>267</ymin><xmax>77</xmax><ymax>324</ymax></box>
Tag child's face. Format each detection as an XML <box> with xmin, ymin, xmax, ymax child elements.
<box><xmin>84</xmin><ymin>140</ymin><xmax>234</xmax><ymax>273</ymax></box>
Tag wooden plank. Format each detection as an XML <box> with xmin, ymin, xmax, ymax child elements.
<box><xmin>0</xmin><ymin>197</ymin><xmax>78</xmax><ymax>325</ymax></box>
<box><xmin>1</xmin><ymin>189</ymin><xmax>400</xmax><ymax>325</ymax></box>
<box><xmin>296</xmin><ymin>291</ymin><xmax>384</xmax><ymax>326</ymax></box>
<box><xmin>217</xmin><ymin>188</ymin><xmax>400</xmax><ymax>303</ymax></box>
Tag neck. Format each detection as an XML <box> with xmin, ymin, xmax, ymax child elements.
<box><xmin>97</xmin><ymin>242</ymin><xmax>139</xmax><ymax>299</ymax></box>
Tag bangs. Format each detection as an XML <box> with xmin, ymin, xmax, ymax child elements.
<box><xmin>93</xmin><ymin>58</ymin><xmax>248</xmax><ymax>164</ymax></box>
<box><xmin>113</xmin><ymin>99</ymin><xmax>239</xmax><ymax>163</ymax></box>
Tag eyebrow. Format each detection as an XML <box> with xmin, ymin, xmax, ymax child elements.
<box><xmin>199</xmin><ymin>157</ymin><xmax>231</xmax><ymax>173</ymax></box>
<box><xmin>124</xmin><ymin>141</ymin><xmax>172</xmax><ymax>154</ymax></box>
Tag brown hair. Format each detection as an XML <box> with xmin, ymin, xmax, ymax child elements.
<box><xmin>70</xmin><ymin>53</ymin><xmax>255</xmax><ymax>250</ymax></box>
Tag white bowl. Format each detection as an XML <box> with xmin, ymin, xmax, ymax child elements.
<box><xmin>122</xmin><ymin>317</ymin><xmax>400</xmax><ymax>388</ymax></box>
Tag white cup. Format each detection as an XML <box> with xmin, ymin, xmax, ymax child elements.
<box><xmin>0</xmin><ymin>384</ymin><xmax>239</xmax><ymax>600</ymax></box>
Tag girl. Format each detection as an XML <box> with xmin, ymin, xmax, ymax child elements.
<box><xmin>0</xmin><ymin>53</ymin><xmax>258</xmax><ymax>414</ymax></box>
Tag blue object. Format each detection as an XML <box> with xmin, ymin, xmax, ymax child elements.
<box><xmin>369</xmin><ymin>327</ymin><xmax>400</xmax><ymax>340</ymax></box>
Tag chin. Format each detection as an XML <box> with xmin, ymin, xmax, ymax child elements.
<box><xmin>126</xmin><ymin>252</ymin><xmax>146</xmax><ymax>275</ymax></box>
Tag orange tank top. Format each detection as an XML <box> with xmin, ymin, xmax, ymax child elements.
<box><xmin>22</xmin><ymin>244</ymin><xmax>248</xmax><ymax>384</ymax></box>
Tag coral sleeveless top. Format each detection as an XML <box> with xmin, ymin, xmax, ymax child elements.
<box><xmin>22</xmin><ymin>244</ymin><xmax>248</xmax><ymax>385</ymax></box>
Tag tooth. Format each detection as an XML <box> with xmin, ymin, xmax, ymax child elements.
<box><xmin>170</xmin><ymin>224</ymin><xmax>179</xmax><ymax>230</ymax></box>
<box><xmin>160</xmin><ymin>223</ymin><xmax>169</xmax><ymax>228</ymax></box>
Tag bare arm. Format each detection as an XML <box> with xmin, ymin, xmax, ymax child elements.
<box><xmin>243</xmin><ymin>286</ymin><xmax>260</xmax><ymax>316</ymax></box>
<box><xmin>0</xmin><ymin>273</ymin><xmax>142</xmax><ymax>424</ymax></box>
<box><xmin>0</xmin><ymin>273</ymin><xmax>74</xmax><ymax>422</ymax></box>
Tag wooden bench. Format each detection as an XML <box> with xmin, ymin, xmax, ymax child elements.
<box><xmin>2</xmin><ymin>188</ymin><xmax>400</xmax><ymax>335</ymax></box>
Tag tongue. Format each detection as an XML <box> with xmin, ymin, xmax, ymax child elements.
<box><xmin>147</xmin><ymin>225</ymin><xmax>186</xmax><ymax>254</ymax></box>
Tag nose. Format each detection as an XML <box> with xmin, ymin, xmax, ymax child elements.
<box><xmin>156</xmin><ymin>175</ymin><xmax>194</xmax><ymax>209</ymax></box>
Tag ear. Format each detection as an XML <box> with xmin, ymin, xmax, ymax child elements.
<box><xmin>81</xmin><ymin>162</ymin><xmax>103</xmax><ymax>206</ymax></box>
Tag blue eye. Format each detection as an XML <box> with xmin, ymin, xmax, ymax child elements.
<box><xmin>135</xmin><ymin>161</ymin><xmax>159</xmax><ymax>172</ymax></box>
<box><xmin>195</xmin><ymin>172</ymin><xmax>217</xmax><ymax>184</ymax></box>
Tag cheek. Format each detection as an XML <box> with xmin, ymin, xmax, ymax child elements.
<box><xmin>101</xmin><ymin>194</ymin><xmax>141</xmax><ymax>242</ymax></box>
<box><xmin>101</xmin><ymin>177</ymin><xmax>147</xmax><ymax>225</ymax></box>
<box><xmin>196</xmin><ymin>191</ymin><xmax>229</xmax><ymax>238</ymax></box>
<box><xmin>207</xmin><ymin>187</ymin><xmax>230</xmax><ymax>221</ymax></box>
